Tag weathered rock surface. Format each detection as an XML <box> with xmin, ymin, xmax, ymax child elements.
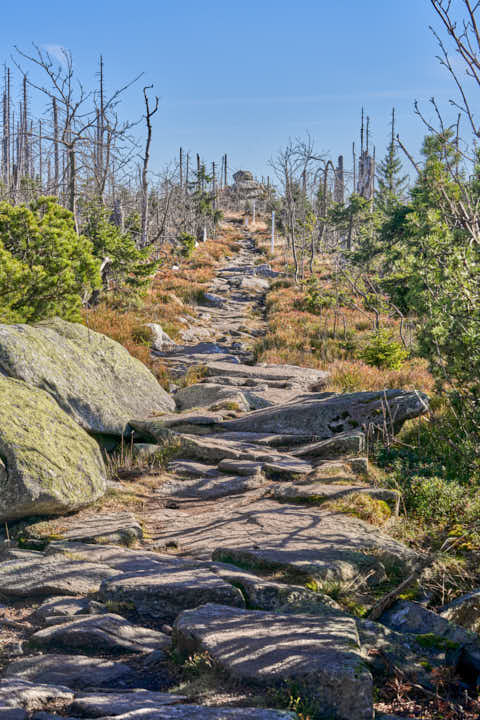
<box><xmin>99</xmin><ymin>567</ymin><xmax>245</xmax><ymax>625</ymax></box>
<box><xmin>176</xmin><ymin>435</ymin><xmax>313</xmax><ymax>474</ymax></box>
<box><xmin>271</xmin><ymin>481</ymin><xmax>400</xmax><ymax>514</ymax></box>
<box><xmin>240</xmin><ymin>276</ymin><xmax>270</xmax><ymax>292</ymax></box>
<box><xmin>95</xmin><ymin>708</ymin><xmax>296</xmax><ymax>719</ymax></box>
<box><xmin>29</xmin><ymin>614</ymin><xmax>171</xmax><ymax>655</ymax></box>
<box><xmin>174</xmin><ymin>383</ymin><xmax>270</xmax><ymax>412</ymax></box>
<box><xmin>0</xmin><ymin>377</ymin><xmax>106</xmax><ymax>521</ymax></box>
<box><xmin>167</xmin><ymin>460</ymin><xmax>219</xmax><ymax>478</ymax></box>
<box><xmin>292</xmin><ymin>430</ymin><xmax>366</xmax><ymax>459</ymax></box>
<box><xmin>44</xmin><ymin>543</ymin><xmax>201</xmax><ymax>575</ymax></box>
<box><xmin>70</xmin><ymin>691</ymin><xmax>187</xmax><ymax>716</ymax></box>
<box><xmin>158</xmin><ymin>474</ymin><xmax>266</xmax><ymax>500</ymax></box>
<box><xmin>129</xmin><ymin>414</ymin><xmax>222</xmax><ymax>442</ymax></box>
<box><xmin>145</xmin><ymin>323</ymin><xmax>176</xmax><ymax>351</ymax></box>
<box><xmin>33</xmin><ymin>596</ymin><xmax>107</xmax><ymax>622</ymax></box>
<box><xmin>175</xmin><ymin>603</ymin><xmax>373</xmax><ymax>720</ymax></box>
<box><xmin>0</xmin><ymin>557</ymin><xmax>117</xmax><ymax>597</ymax></box>
<box><xmin>205</xmin><ymin>361</ymin><xmax>329</xmax><ymax>389</ymax></box>
<box><xmin>0</xmin><ymin>318</ymin><xmax>174</xmax><ymax>435</ymax></box>
<box><xmin>440</xmin><ymin>590</ymin><xmax>480</xmax><ymax>633</ymax></box>
<box><xmin>0</xmin><ymin>679</ymin><xmax>73</xmax><ymax>709</ymax></box>
<box><xmin>22</xmin><ymin>513</ymin><xmax>142</xmax><ymax>547</ymax></box>
<box><xmin>216</xmin><ymin>390</ymin><xmax>429</xmax><ymax>438</ymax></box>
<box><xmin>152</xmin><ymin>495</ymin><xmax>416</xmax><ymax>578</ymax></box>
<box><xmin>5</xmin><ymin>655</ymin><xmax>137</xmax><ymax>690</ymax></box>
<box><xmin>380</xmin><ymin>600</ymin><xmax>476</xmax><ymax>646</ymax></box>
<box><xmin>211</xmin><ymin>562</ymin><xmax>340</xmax><ymax>612</ymax></box>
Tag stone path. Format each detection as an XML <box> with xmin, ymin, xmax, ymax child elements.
<box><xmin>1</xmin><ymin>226</ymin><xmax>467</xmax><ymax>720</ymax></box>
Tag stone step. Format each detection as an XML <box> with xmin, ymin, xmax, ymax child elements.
<box><xmin>175</xmin><ymin>603</ymin><xmax>373</xmax><ymax>720</ymax></box>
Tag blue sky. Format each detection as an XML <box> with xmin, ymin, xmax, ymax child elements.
<box><xmin>1</xmin><ymin>0</ymin><xmax>462</xmax><ymax>181</ymax></box>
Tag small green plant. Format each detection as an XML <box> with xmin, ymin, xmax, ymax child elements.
<box><xmin>131</xmin><ymin>324</ymin><xmax>154</xmax><ymax>345</ymax></box>
<box><xmin>298</xmin><ymin>277</ymin><xmax>337</xmax><ymax>315</ymax></box>
<box><xmin>360</xmin><ymin>329</ymin><xmax>408</xmax><ymax>370</ymax></box>
<box><xmin>183</xmin><ymin>651</ymin><xmax>215</xmax><ymax>675</ymax></box>
<box><xmin>177</xmin><ymin>233</ymin><xmax>196</xmax><ymax>259</ymax></box>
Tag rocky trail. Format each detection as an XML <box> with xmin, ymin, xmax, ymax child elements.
<box><xmin>0</xmin><ymin>228</ymin><xmax>478</xmax><ymax>720</ymax></box>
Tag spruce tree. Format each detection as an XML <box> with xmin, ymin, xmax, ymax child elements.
<box><xmin>375</xmin><ymin>108</ymin><xmax>409</xmax><ymax>215</ymax></box>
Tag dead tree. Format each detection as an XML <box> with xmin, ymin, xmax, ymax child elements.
<box><xmin>14</xmin><ymin>45</ymin><xmax>141</xmax><ymax>224</ymax></box>
<box><xmin>140</xmin><ymin>84</ymin><xmax>159</xmax><ymax>247</ymax></box>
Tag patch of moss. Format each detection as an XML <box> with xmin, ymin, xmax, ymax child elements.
<box><xmin>415</xmin><ymin>633</ymin><xmax>459</xmax><ymax>651</ymax></box>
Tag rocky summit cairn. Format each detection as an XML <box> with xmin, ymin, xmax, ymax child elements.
<box><xmin>0</xmin><ymin>226</ymin><xmax>458</xmax><ymax>720</ymax></box>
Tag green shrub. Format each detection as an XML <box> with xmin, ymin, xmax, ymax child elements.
<box><xmin>360</xmin><ymin>329</ymin><xmax>408</xmax><ymax>369</ymax></box>
<box><xmin>0</xmin><ymin>197</ymin><xmax>100</xmax><ymax>322</ymax></box>
<box><xmin>298</xmin><ymin>277</ymin><xmax>337</xmax><ymax>315</ymax></box>
<box><xmin>177</xmin><ymin>233</ymin><xmax>196</xmax><ymax>259</ymax></box>
<box><xmin>82</xmin><ymin>202</ymin><xmax>159</xmax><ymax>297</ymax></box>
<box><xmin>403</xmin><ymin>475</ymin><xmax>466</xmax><ymax>523</ymax></box>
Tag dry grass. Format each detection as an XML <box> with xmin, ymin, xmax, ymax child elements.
<box><xmin>84</xmin><ymin>219</ymin><xmax>242</xmax><ymax>388</ymax></box>
<box><xmin>252</xmin><ymin>251</ymin><xmax>434</xmax><ymax>395</ymax></box>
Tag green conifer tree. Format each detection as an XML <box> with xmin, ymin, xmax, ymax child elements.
<box><xmin>375</xmin><ymin>108</ymin><xmax>409</xmax><ymax>215</ymax></box>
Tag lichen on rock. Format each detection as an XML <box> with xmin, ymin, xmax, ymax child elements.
<box><xmin>0</xmin><ymin>317</ymin><xmax>175</xmax><ymax>436</ymax></box>
<box><xmin>0</xmin><ymin>376</ymin><xmax>106</xmax><ymax>521</ymax></box>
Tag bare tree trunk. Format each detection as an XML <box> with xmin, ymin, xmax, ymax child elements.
<box><xmin>53</xmin><ymin>98</ymin><xmax>59</xmax><ymax>196</ymax></box>
<box><xmin>2</xmin><ymin>67</ymin><xmax>10</xmax><ymax>186</ymax></box>
<box><xmin>140</xmin><ymin>85</ymin><xmax>159</xmax><ymax>247</ymax></box>
<box><xmin>97</xmin><ymin>55</ymin><xmax>105</xmax><ymax>200</ymax></box>
<box><xmin>67</xmin><ymin>143</ymin><xmax>77</xmax><ymax>227</ymax></box>
<box><xmin>22</xmin><ymin>75</ymin><xmax>29</xmax><ymax>178</ymax></box>
<box><xmin>38</xmin><ymin>120</ymin><xmax>43</xmax><ymax>188</ymax></box>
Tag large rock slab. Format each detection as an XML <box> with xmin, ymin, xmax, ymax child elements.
<box><xmin>45</xmin><ymin>543</ymin><xmax>204</xmax><ymax>575</ymax></box>
<box><xmin>271</xmin><ymin>481</ymin><xmax>400</xmax><ymax>514</ymax></box>
<box><xmin>174</xmin><ymin>383</ymin><xmax>247</xmax><ymax>411</ymax></box>
<box><xmin>205</xmin><ymin>361</ymin><xmax>329</xmax><ymax>389</ymax></box>
<box><xmin>291</xmin><ymin>430</ymin><xmax>366</xmax><ymax>459</ymax></box>
<box><xmin>0</xmin><ymin>557</ymin><xmax>118</xmax><ymax>597</ymax></box>
<box><xmin>23</xmin><ymin>513</ymin><xmax>143</xmax><ymax>547</ymax></box>
<box><xmin>0</xmin><ymin>678</ymin><xmax>73</xmax><ymax>709</ymax></box>
<box><xmin>151</xmin><ymin>496</ymin><xmax>416</xmax><ymax>580</ymax></box>
<box><xmin>95</xmin><ymin>708</ymin><xmax>296</xmax><ymax>720</ymax></box>
<box><xmin>0</xmin><ymin>377</ymin><xmax>106</xmax><ymax>521</ymax></box>
<box><xmin>29</xmin><ymin>614</ymin><xmax>170</xmax><ymax>655</ymax></box>
<box><xmin>216</xmin><ymin>390</ymin><xmax>429</xmax><ymax>438</ymax></box>
<box><xmin>175</xmin><ymin>603</ymin><xmax>373</xmax><ymax>720</ymax></box>
<box><xmin>0</xmin><ymin>318</ymin><xmax>174</xmax><ymax>436</ymax></box>
<box><xmin>175</xmin><ymin>434</ymin><xmax>312</xmax><ymax>475</ymax></box>
<box><xmin>99</xmin><ymin>567</ymin><xmax>245</xmax><ymax>625</ymax></box>
<box><xmin>157</xmin><ymin>474</ymin><xmax>267</xmax><ymax>500</ymax></box>
<box><xmin>211</xmin><ymin>562</ymin><xmax>340</xmax><ymax>613</ymax></box>
<box><xmin>174</xmin><ymin>383</ymin><xmax>270</xmax><ymax>412</ymax></box>
<box><xmin>33</xmin><ymin>596</ymin><xmax>107</xmax><ymax>622</ymax></box>
<box><xmin>70</xmin><ymin>691</ymin><xmax>187</xmax><ymax>716</ymax></box>
<box><xmin>5</xmin><ymin>655</ymin><xmax>138</xmax><ymax>690</ymax></box>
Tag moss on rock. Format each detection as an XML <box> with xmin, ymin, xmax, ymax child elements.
<box><xmin>0</xmin><ymin>376</ymin><xmax>107</xmax><ymax>521</ymax></box>
<box><xmin>0</xmin><ymin>318</ymin><xmax>175</xmax><ymax>436</ymax></box>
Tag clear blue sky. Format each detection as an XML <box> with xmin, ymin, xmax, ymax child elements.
<box><xmin>1</xmin><ymin>0</ymin><xmax>461</xmax><ymax>181</ymax></box>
